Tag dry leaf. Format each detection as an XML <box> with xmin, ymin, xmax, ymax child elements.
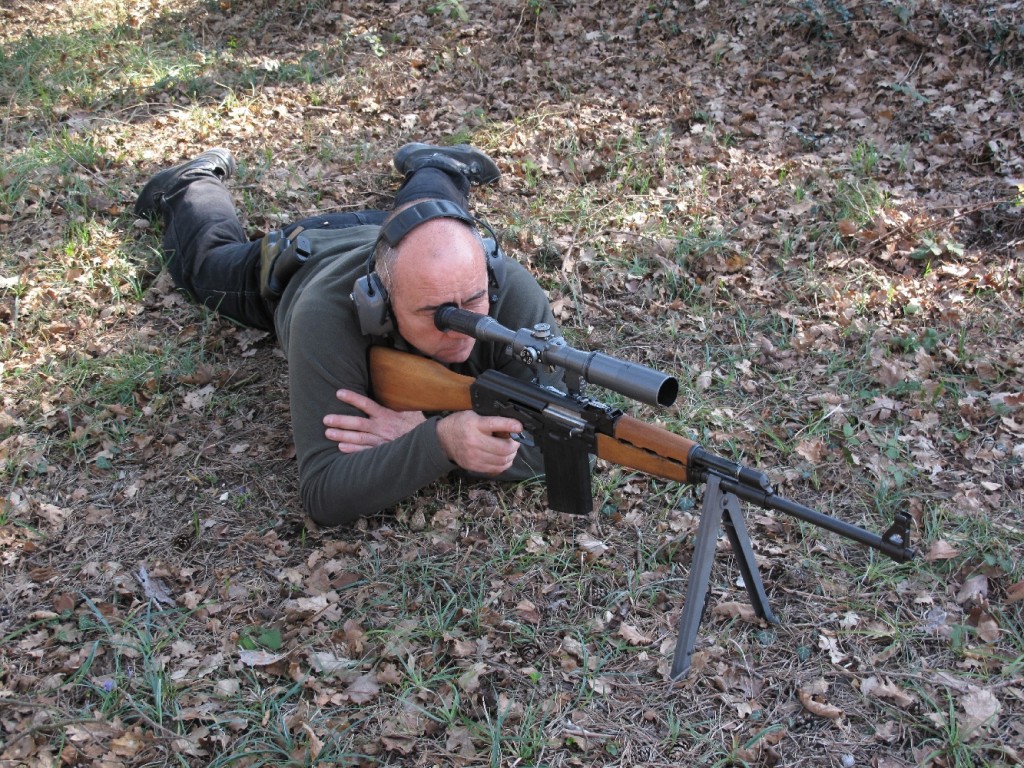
<box><xmin>959</xmin><ymin>687</ymin><xmax>1001</xmax><ymax>737</ymax></box>
<box><xmin>36</xmin><ymin>503</ymin><xmax>69</xmax><ymax>527</ymax></box>
<box><xmin>562</xmin><ymin>722</ymin><xmax>610</xmax><ymax>750</ymax></box>
<box><xmin>238</xmin><ymin>650</ymin><xmax>287</xmax><ymax>667</ymax></box>
<box><xmin>446</xmin><ymin>636</ymin><xmax>477</xmax><ymax>658</ymax></box>
<box><xmin>972</xmin><ymin>611</ymin><xmax>1000</xmax><ymax>643</ymax></box>
<box><xmin>110</xmin><ymin>730</ymin><xmax>146</xmax><ymax>758</ymax></box>
<box><xmin>798</xmin><ymin>688</ymin><xmax>843</xmax><ymax>720</ymax></box>
<box><xmin>445</xmin><ymin>725</ymin><xmax>477</xmax><ymax>758</ymax></box>
<box><xmin>561</xmin><ymin>636</ymin><xmax>586</xmax><ymax>660</ymax></box>
<box><xmin>876</xmin><ymin>360</ymin><xmax>907</xmax><ymax>388</ymax></box>
<box><xmin>516</xmin><ymin>599</ymin><xmax>542</xmax><ymax>625</ymax></box>
<box><xmin>795</xmin><ymin>438</ymin><xmax>828</xmax><ymax>464</ymax></box>
<box><xmin>861</xmin><ymin>676</ymin><xmax>917</xmax><ymax>708</ymax></box>
<box><xmin>308</xmin><ymin>651</ymin><xmax>356</xmax><ymax>675</ymax></box>
<box><xmin>183</xmin><ymin>384</ymin><xmax>216</xmax><ymax>410</ymax></box>
<box><xmin>616</xmin><ymin>623</ymin><xmax>653</xmax><ymax>645</ymax></box>
<box><xmin>282</xmin><ymin>594</ymin><xmax>332</xmax><ymax>618</ymax></box>
<box><xmin>956</xmin><ymin>574</ymin><xmax>988</xmax><ymax>605</ymax></box>
<box><xmin>300</xmin><ymin>723</ymin><xmax>323</xmax><ymax>761</ymax></box>
<box><xmin>376</xmin><ymin>663</ymin><xmax>403</xmax><ymax>686</ymax></box>
<box><xmin>343</xmin><ymin>673</ymin><xmax>380</xmax><ymax>704</ymax></box>
<box><xmin>52</xmin><ymin>593</ymin><xmax>76</xmax><ymax>613</ymax></box>
<box><xmin>923</xmin><ymin>540</ymin><xmax>960</xmax><ymax>561</ymax></box>
<box><xmin>380</xmin><ymin>734</ymin><xmax>415</xmax><ymax>755</ymax></box>
<box><xmin>137</xmin><ymin>564</ymin><xmax>175</xmax><ymax>606</ymax></box>
<box><xmin>457</xmin><ymin>662</ymin><xmax>487</xmax><ymax>693</ymax></box>
<box><xmin>1005</xmin><ymin>580</ymin><xmax>1024</xmax><ymax>604</ymax></box>
<box><xmin>712</xmin><ymin>601</ymin><xmax>759</xmax><ymax>622</ymax></box>
<box><xmin>576</xmin><ymin>532</ymin><xmax>610</xmax><ymax>560</ymax></box>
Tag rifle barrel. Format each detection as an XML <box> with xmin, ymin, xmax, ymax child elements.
<box><xmin>719</xmin><ymin>477</ymin><xmax>915</xmax><ymax>562</ymax></box>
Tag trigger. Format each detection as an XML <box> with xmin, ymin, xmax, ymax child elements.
<box><xmin>511</xmin><ymin>432</ymin><xmax>535</xmax><ymax>447</ymax></box>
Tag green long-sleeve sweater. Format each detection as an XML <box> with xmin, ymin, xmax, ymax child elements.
<box><xmin>274</xmin><ymin>225</ymin><xmax>559</xmax><ymax>526</ymax></box>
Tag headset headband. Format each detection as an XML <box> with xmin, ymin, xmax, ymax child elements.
<box><xmin>377</xmin><ymin>199</ymin><xmax>477</xmax><ymax>248</ymax></box>
<box><xmin>352</xmin><ymin>198</ymin><xmax>506</xmax><ymax>338</ymax></box>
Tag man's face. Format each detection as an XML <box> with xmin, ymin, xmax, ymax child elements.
<box><xmin>388</xmin><ymin>219</ymin><xmax>489</xmax><ymax>364</ymax></box>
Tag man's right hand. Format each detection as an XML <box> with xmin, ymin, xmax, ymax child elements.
<box><xmin>324</xmin><ymin>389</ymin><xmax>426</xmax><ymax>452</ymax></box>
<box><xmin>437</xmin><ymin>411</ymin><xmax>523</xmax><ymax>476</ymax></box>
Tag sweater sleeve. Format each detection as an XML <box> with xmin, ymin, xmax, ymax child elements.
<box><xmin>283</xmin><ymin>283</ymin><xmax>458</xmax><ymax>526</ymax></box>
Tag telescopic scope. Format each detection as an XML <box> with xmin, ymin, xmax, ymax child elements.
<box><xmin>435</xmin><ymin>306</ymin><xmax>678</xmax><ymax>408</ymax></box>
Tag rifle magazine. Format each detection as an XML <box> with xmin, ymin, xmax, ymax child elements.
<box><xmin>539</xmin><ymin>432</ymin><xmax>593</xmax><ymax>516</ymax></box>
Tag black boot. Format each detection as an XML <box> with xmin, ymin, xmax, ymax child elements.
<box><xmin>134</xmin><ymin>148</ymin><xmax>236</xmax><ymax>218</ymax></box>
<box><xmin>393</xmin><ymin>142</ymin><xmax>500</xmax><ymax>186</ymax></box>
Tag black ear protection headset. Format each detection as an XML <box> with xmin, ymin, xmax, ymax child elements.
<box><xmin>350</xmin><ymin>199</ymin><xmax>506</xmax><ymax>337</ymax></box>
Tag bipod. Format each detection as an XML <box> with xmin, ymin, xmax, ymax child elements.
<box><xmin>670</xmin><ymin>473</ymin><xmax>779</xmax><ymax>680</ymax></box>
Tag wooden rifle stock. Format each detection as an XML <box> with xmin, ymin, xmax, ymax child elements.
<box><xmin>369</xmin><ymin>346</ymin><xmax>698</xmax><ymax>483</ymax></box>
<box><xmin>370</xmin><ymin>346</ymin><xmax>473</xmax><ymax>412</ymax></box>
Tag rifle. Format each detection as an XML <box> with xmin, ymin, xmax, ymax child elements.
<box><xmin>369</xmin><ymin>307</ymin><xmax>916</xmax><ymax>676</ymax></box>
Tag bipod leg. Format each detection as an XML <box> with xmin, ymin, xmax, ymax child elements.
<box><xmin>670</xmin><ymin>475</ymin><xmax>779</xmax><ymax>680</ymax></box>
<box><xmin>670</xmin><ymin>474</ymin><xmax>728</xmax><ymax>680</ymax></box>
<box><xmin>722</xmin><ymin>495</ymin><xmax>778</xmax><ymax>626</ymax></box>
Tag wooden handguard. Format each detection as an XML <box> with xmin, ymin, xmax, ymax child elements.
<box><xmin>596</xmin><ymin>415</ymin><xmax>695</xmax><ymax>484</ymax></box>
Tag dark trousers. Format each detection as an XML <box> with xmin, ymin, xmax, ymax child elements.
<box><xmin>159</xmin><ymin>165</ymin><xmax>471</xmax><ymax>331</ymax></box>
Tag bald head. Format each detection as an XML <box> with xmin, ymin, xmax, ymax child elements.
<box><xmin>376</xmin><ymin>216</ymin><xmax>486</xmax><ymax>293</ymax></box>
<box><xmin>381</xmin><ymin>217</ymin><xmax>490</xmax><ymax>363</ymax></box>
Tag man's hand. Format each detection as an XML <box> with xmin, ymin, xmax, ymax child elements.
<box><xmin>436</xmin><ymin>411</ymin><xmax>523</xmax><ymax>476</ymax></box>
<box><xmin>323</xmin><ymin>389</ymin><xmax>427</xmax><ymax>453</ymax></box>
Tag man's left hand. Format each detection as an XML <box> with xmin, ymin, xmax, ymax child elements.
<box><xmin>323</xmin><ymin>389</ymin><xmax>426</xmax><ymax>452</ymax></box>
